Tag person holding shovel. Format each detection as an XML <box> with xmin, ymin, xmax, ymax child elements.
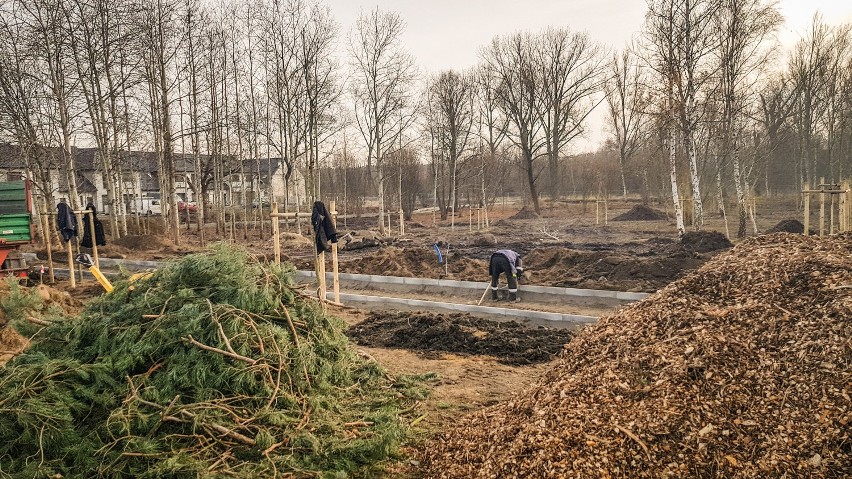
<box><xmin>489</xmin><ymin>249</ymin><xmax>524</xmax><ymax>302</ymax></box>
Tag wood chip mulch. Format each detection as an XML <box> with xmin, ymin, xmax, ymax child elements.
<box><xmin>420</xmin><ymin>233</ymin><xmax>852</xmax><ymax>478</ymax></box>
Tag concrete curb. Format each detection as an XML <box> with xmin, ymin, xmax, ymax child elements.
<box><xmin>23</xmin><ymin>254</ymin><xmax>162</xmax><ymax>272</ymax></box>
<box><xmin>297</xmin><ymin>270</ymin><xmax>649</xmax><ymax>302</ymax></box>
<box><xmin>330</xmin><ymin>292</ymin><xmax>598</xmax><ymax>324</ymax></box>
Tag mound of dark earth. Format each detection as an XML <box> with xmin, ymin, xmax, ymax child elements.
<box><xmin>680</xmin><ymin>230</ymin><xmax>733</xmax><ymax>252</ymax></box>
<box><xmin>509</xmin><ymin>206</ymin><xmax>540</xmax><ymax>220</ymax></box>
<box><xmin>347</xmin><ymin>311</ymin><xmax>574</xmax><ymax>365</ymax></box>
<box><xmin>612</xmin><ymin>204</ymin><xmax>667</xmax><ymax>221</ymax></box>
<box><xmin>766</xmin><ymin>219</ymin><xmax>805</xmax><ymax>234</ymax></box>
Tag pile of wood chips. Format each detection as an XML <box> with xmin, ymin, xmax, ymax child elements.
<box><xmin>421</xmin><ymin>233</ymin><xmax>851</xmax><ymax>478</ymax></box>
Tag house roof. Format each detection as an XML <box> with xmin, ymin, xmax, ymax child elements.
<box><xmin>0</xmin><ymin>143</ymin><xmax>289</xmax><ymax>182</ymax></box>
<box><xmin>242</xmin><ymin>157</ymin><xmax>286</xmax><ymax>179</ymax></box>
<box><xmin>58</xmin><ymin>171</ymin><xmax>99</xmax><ymax>194</ymax></box>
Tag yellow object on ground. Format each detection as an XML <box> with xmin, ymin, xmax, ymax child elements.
<box><xmin>88</xmin><ymin>266</ymin><xmax>113</xmax><ymax>293</ymax></box>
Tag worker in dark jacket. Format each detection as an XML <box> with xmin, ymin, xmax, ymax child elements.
<box><xmin>489</xmin><ymin>249</ymin><xmax>524</xmax><ymax>302</ymax></box>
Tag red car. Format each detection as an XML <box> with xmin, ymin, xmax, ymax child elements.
<box><xmin>177</xmin><ymin>201</ymin><xmax>198</xmax><ymax>213</ymax></box>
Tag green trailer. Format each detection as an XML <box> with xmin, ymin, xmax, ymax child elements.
<box><xmin>0</xmin><ymin>180</ymin><xmax>34</xmax><ymax>277</ymax></box>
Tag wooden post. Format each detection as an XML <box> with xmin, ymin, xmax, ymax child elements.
<box><xmin>595</xmin><ymin>198</ymin><xmax>600</xmax><ymax>225</ymax></box>
<box><xmin>819</xmin><ymin>177</ymin><xmax>825</xmax><ymax>237</ymax></box>
<box><xmin>840</xmin><ymin>180</ymin><xmax>849</xmax><ymax>232</ymax></box>
<box><xmin>317</xmin><ymin>251</ymin><xmax>326</xmax><ymax>300</ymax></box>
<box><xmin>330</xmin><ymin>200</ymin><xmax>340</xmax><ymax>304</ymax></box>
<box><xmin>604</xmin><ymin>197</ymin><xmax>608</xmax><ymax>225</ymax></box>
<box><xmin>73</xmin><ymin>212</ymin><xmax>84</xmax><ymax>282</ymax></box>
<box><xmin>399</xmin><ymin>208</ymin><xmax>405</xmax><ymax>236</ymax></box>
<box><xmin>271</xmin><ymin>202</ymin><xmax>280</xmax><ymax>264</ymax></box>
<box><xmin>803</xmin><ymin>181</ymin><xmax>810</xmax><ymax>236</ymax></box>
<box><xmin>469</xmin><ymin>206</ymin><xmax>473</xmax><ymax>232</ymax></box>
<box><xmin>830</xmin><ymin>189</ymin><xmax>836</xmax><ymax>235</ymax></box>
<box><xmin>87</xmin><ymin>211</ymin><xmax>99</xmax><ymax>269</ymax></box>
<box><xmin>66</xmin><ymin>239</ymin><xmax>75</xmax><ymax>288</ymax></box>
<box><xmin>41</xmin><ymin>209</ymin><xmax>55</xmax><ymax>284</ymax></box>
<box><xmin>296</xmin><ymin>211</ymin><xmax>302</xmax><ymax>236</ymax></box>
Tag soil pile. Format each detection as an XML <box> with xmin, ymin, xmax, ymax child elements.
<box><xmin>338</xmin><ymin>246</ymin><xmax>486</xmax><ymax>280</ymax></box>
<box><xmin>279</xmin><ymin>231</ymin><xmax>312</xmax><ymax>247</ymax></box>
<box><xmin>524</xmin><ymin>247</ymin><xmax>704</xmax><ymax>291</ymax></box>
<box><xmin>0</xmin><ymin>281</ymin><xmax>84</xmax><ymax>368</ymax></box>
<box><xmin>767</xmin><ymin>219</ymin><xmax>806</xmax><ymax>234</ymax></box>
<box><xmin>612</xmin><ymin>204</ymin><xmax>667</xmax><ymax>221</ymax></box>
<box><xmin>348</xmin><ymin>311</ymin><xmax>575</xmax><ymax>366</ymax></box>
<box><xmin>0</xmin><ymin>281</ymin><xmax>83</xmax><ymax>329</ymax></box>
<box><xmin>421</xmin><ymin>234</ymin><xmax>852</xmax><ymax>478</ymax></box>
<box><xmin>680</xmin><ymin>230</ymin><xmax>733</xmax><ymax>252</ymax></box>
<box><xmin>509</xmin><ymin>206</ymin><xmax>540</xmax><ymax>220</ymax></box>
<box><xmin>0</xmin><ymin>245</ymin><xmax>413</xmax><ymax>478</ymax></box>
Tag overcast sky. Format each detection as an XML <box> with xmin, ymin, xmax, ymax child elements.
<box><xmin>327</xmin><ymin>0</ymin><xmax>852</xmax><ymax>152</ymax></box>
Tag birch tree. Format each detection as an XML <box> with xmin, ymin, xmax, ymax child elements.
<box><xmin>715</xmin><ymin>0</ymin><xmax>781</xmax><ymax>237</ymax></box>
<box><xmin>644</xmin><ymin>0</ymin><xmax>720</xmax><ymax>231</ymax></box>
<box><xmin>0</xmin><ymin>5</ymin><xmax>60</xmax><ymax>214</ymax></box>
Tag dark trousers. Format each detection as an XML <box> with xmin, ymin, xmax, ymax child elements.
<box><xmin>489</xmin><ymin>254</ymin><xmax>518</xmax><ymax>291</ymax></box>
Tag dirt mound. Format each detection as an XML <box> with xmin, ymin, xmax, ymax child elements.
<box><xmin>279</xmin><ymin>232</ymin><xmax>312</xmax><ymax>247</ymax></box>
<box><xmin>524</xmin><ymin>247</ymin><xmax>705</xmax><ymax>292</ymax></box>
<box><xmin>110</xmin><ymin>234</ymin><xmax>174</xmax><ymax>251</ymax></box>
<box><xmin>338</xmin><ymin>246</ymin><xmax>486</xmax><ymax>280</ymax></box>
<box><xmin>0</xmin><ymin>282</ymin><xmax>83</xmax><ymax>364</ymax></box>
<box><xmin>422</xmin><ymin>234</ymin><xmax>852</xmax><ymax>478</ymax></box>
<box><xmin>0</xmin><ymin>327</ymin><xmax>27</xmax><ymax>364</ymax></box>
<box><xmin>767</xmin><ymin>219</ymin><xmax>805</xmax><ymax>234</ymax></box>
<box><xmin>509</xmin><ymin>206</ymin><xmax>539</xmax><ymax>220</ymax></box>
<box><xmin>680</xmin><ymin>230</ymin><xmax>733</xmax><ymax>252</ymax></box>
<box><xmin>471</xmin><ymin>233</ymin><xmax>497</xmax><ymax>247</ymax></box>
<box><xmin>612</xmin><ymin>204</ymin><xmax>667</xmax><ymax>221</ymax></box>
<box><xmin>348</xmin><ymin>311</ymin><xmax>574</xmax><ymax>366</ymax></box>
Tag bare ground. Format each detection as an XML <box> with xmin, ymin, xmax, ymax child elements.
<box><xmin>12</xmin><ymin>197</ymin><xmax>813</xmax><ymax>476</ymax></box>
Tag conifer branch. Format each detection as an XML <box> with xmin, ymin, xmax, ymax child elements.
<box><xmin>183</xmin><ymin>335</ymin><xmax>257</xmax><ymax>365</ymax></box>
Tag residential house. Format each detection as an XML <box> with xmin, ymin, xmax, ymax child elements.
<box><xmin>0</xmin><ymin>142</ymin><xmax>306</xmax><ymax>213</ymax></box>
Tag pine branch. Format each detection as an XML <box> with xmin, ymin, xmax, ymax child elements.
<box><xmin>183</xmin><ymin>335</ymin><xmax>257</xmax><ymax>365</ymax></box>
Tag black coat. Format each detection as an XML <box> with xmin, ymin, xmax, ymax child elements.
<box><xmin>56</xmin><ymin>202</ymin><xmax>77</xmax><ymax>243</ymax></box>
<box><xmin>311</xmin><ymin>201</ymin><xmax>338</xmax><ymax>253</ymax></box>
<box><xmin>81</xmin><ymin>203</ymin><xmax>106</xmax><ymax>247</ymax></box>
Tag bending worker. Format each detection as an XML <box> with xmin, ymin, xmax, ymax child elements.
<box><xmin>489</xmin><ymin>249</ymin><xmax>524</xmax><ymax>302</ymax></box>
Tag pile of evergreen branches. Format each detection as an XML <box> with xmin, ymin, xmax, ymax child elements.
<box><xmin>0</xmin><ymin>244</ymin><xmax>412</xmax><ymax>478</ymax></box>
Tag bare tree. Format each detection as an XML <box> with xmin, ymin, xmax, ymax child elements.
<box><xmin>537</xmin><ymin>27</ymin><xmax>607</xmax><ymax>200</ymax></box>
<box><xmin>427</xmin><ymin>70</ymin><xmax>475</xmax><ymax>223</ymax></box>
<box><xmin>605</xmin><ymin>46</ymin><xmax>647</xmax><ymax>198</ymax></box>
<box><xmin>787</xmin><ymin>15</ymin><xmax>836</xmax><ymax>188</ymax></box>
<box><xmin>714</xmin><ymin>0</ymin><xmax>782</xmax><ymax>237</ymax></box>
<box><xmin>481</xmin><ymin>32</ymin><xmax>545</xmax><ymax>213</ymax></box>
<box><xmin>20</xmin><ymin>0</ymin><xmax>83</xmax><ymax>211</ymax></box>
<box><xmin>0</xmin><ymin>5</ymin><xmax>60</xmax><ymax>215</ymax></box>
<box><xmin>644</xmin><ymin>0</ymin><xmax>721</xmax><ymax>231</ymax></box>
<box><xmin>139</xmin><ymin>0</ymin><xmax>183</xmax><ymax>243</ymax></box>
<box><xmin>349</xmin><ymin>8</ymin><xmax>416</xmax><ymax>234</ymax></box>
